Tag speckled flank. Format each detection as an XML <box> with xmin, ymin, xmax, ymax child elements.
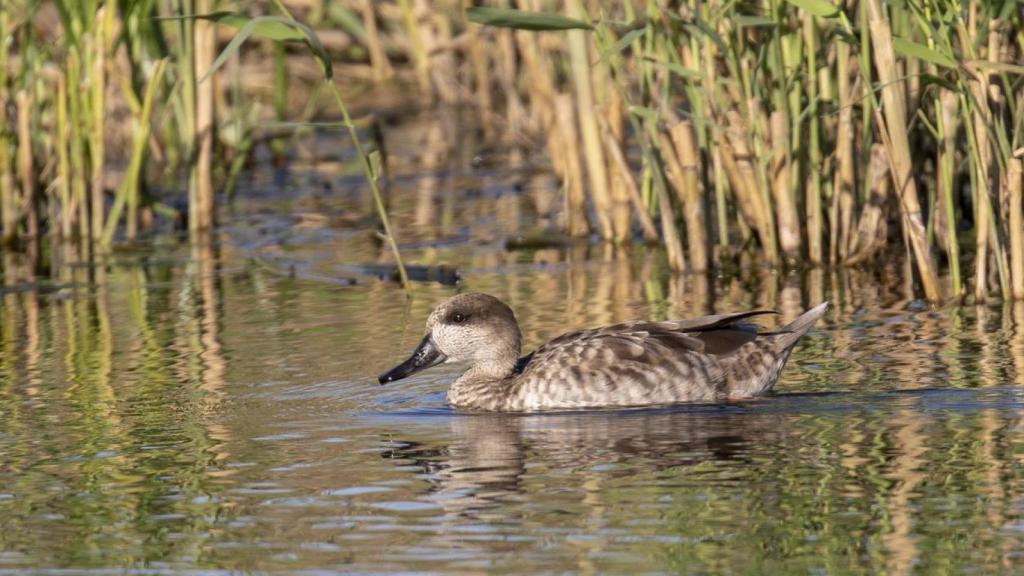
<box><xmin>382</xmin><ymin>293</ymin><xmax>828</xmax><ymax>411</ymax></box>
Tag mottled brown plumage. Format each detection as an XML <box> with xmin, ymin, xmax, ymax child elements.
<box><xmin>379</xmin><ymin>293</ymin><xmax>828</xmax><ymax>411</ymax></box>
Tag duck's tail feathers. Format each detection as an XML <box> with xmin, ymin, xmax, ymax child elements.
<box><xmin>773</xmin><ymin>302</ymin><xmax>829</xmax><ymax>349</ymax></box>
<box><xmin>728</xmin><ymin>302</ymin><xmax>829</xmax><ymax>399</ymax></box>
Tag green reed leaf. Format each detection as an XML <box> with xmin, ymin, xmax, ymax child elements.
<box><xmin>643</xmin><ymin>57</ymin><xmax>703</xmax><ymax>81</ymax></box>
<box><xmin>191</xmin><ymin>14</ymin><xmax>332</xmax><ymax>83</ymax></box>
<box><xmin>892</xmin><ymin>37</ymin><xmax>957</xmax><ymax>69</ymax></box>
<box><xmin>466</xmin><ymin>6</ymin><xmax>593</xmax><ymax>31</ymax></box>
<box><xmin>734</xmin><ymin>15</ymin><xmax>775</xmax><ymax>27</ymax></box>
<box><xmin>596</xmin><ymin>27</ymin><xmax>645</xmax><ymax>64</ymax></box>
<box><xmin>784</xmin><ymin>0</ymin><xmax>841</xmax><ymax>18</ymax></box>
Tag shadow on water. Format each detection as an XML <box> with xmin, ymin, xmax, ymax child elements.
<box><xmin>4</xmin><ymin>114</ymin><xmax>1024</xmax><ymax>573</ymax></box>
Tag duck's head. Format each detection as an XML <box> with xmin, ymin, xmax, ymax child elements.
<box><xmin>378</xmin><ymin>293</ymin><xmax>523</xmax><ymax>384</ymax></box>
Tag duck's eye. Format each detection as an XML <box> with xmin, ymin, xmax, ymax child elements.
<box><xmin>452</xmin><ymin>313</ymin><xmax>467</xmax><ymax>324</ymax></box>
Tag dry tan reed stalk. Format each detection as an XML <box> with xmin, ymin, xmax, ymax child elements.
<box><xmin>497</xmin><ymin>26</ymin><xmax>528</xmax><ymax>134</ymax></box>
<box><xmin>834</xmin><ymin>45</ymin><xmax>855</xmax><ymax>261</ymax></box>
<box><xmin>56</xmin><ymin>75</ymin><xmax>72</xmax><ymax>239</ymax></box>
<box><xmin>656</xmin><ymin>131</ymin><xmax>694</xmax><ymax>269</ymax></box>
<box><xmin>934</xmin><ymin>91</ymin><xmax>956</xmax><ymax>252</ymax></box>
<box><xmin>464</xmin><ymin>9</ymin><xmax>494</xmax><ymax>140</ymax></box>
<box><xmin>0</xmin><ymin>3</ymin><xmax>9</xmax><ymax>244</ymax></box>
<box><xmin>969</xmin><ymin>89</ymin><xmax>994</xmax><ymax>301</ymax></box>
<box><xmin>865</xmin><ymin>0</ymin><xmax>941</xmax><ymax>301</ymax></box>
<box><xmin>428</xmin><ymin>3</ymin><xmax>459</xmax><ymax>105</ymax></box>
<box><xmin>15</xmin><ymin>90</ymin><xmax>36</xmax><ymax>242</ymax></box>
<box><xmin>694</xmin><ymin>34</ymin><xmax>729</xmax><ymax>249</ymax></box>
<box><xmin>1009</xmin><ymin>159</ymin><xmax>1024</xmax><ymax>299</ymax></box>
<box><xmin>194</xmin><ymin>0</ymin><xmax>215</xmax><ymax>232</ymax></box>
<box><xmin>656</xmin><ymin>177</ymin><xmax>686</xmax><ymax>271</ymax></box>
<box><xmin>553</xmin><ymin>94</ymin><xmax>589</xmax><ymax>237</ymax></box>
<box><xmin>803</xmin><ymin>18</ymin><xmax>822</xmax><ymax>265</ymax></box>
<box><xmin>722</xmin><ymin>112</ymin><xmax>775</xmax><ymax>261</ymax></box>
<box><xmin>987</xmin><ymin>21</ymin><xmax>1007</xmax><ymax>122</ymax></box>
<box><xmin>937</xmin><ymin>90</ymin><xmax>961</xmax><ymax>295</ymax></box>
<box><xmin>847</xmin><ymin>144</ymin><xmax>890</xmax><ymax>264</ymax></box>
<box><xmin>987</xmin><ymin>21</ymin><xmax>1009</xmax><ymax>228</ymax></box>
<box><xmin>90</xmin><ymin>12</ymin><xmax>110</xmax><ymax>244</ymax></box>
<box><xmin>597</xmin><ymin>115</ymin><xmax>658</xmax><ymax>242</ymax></box>
<box><xmin>66</xmin><ymin>50</ymin><xmax>89</xmax><ymax>244</ymax></box>
<box><xmin>0</xmin><ymin>95</ymin><xmax>14</xmax><ymax>243</ymax></box>
<box><xmin>718</xmin><ymin>141</ymin><xmax>758</xmax><ymax>242</ymax></box>
<box><xmin>397</xmin><ymin>0</ymin><xmax>430</xmax><ymax>94</ymax></box>
<box><xmin>962</xmin><ymin>6</ymin><xmax>1003</xmax><ymax>300</ymax></box>
<box><xmin>667</xmin><ymin>121</ymin><xmax>708</xmax><ymax>272</ymax></box>
<box><xmin>511</xmin><ymin>6</ymin><xmax>556</xmax><ymax>133</ymax></box>
<box><xmin>745</xmin><ymin>96</ymin><xmax>777</xmax><ymax>259</ymax></box>
<box><xmin>360</xmin><ymin>0</ymin><xmax>394</xmax><ymax>83</ymax></box>
<box><xmin>567</xmin><ymin>1</ymin><xmax>612</xmax><ymax>240</ymax></box>
<box><xmin>769</xmin><ymin>111</ymin><xmax>800</xmax><ymax>261</ymax></box>
<box><xmin>604</xmin><ymin>90</ymin><xmax>631</xmax><ymax>243</ymax></box>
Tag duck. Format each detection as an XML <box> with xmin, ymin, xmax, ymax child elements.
<box><xmin>379</xmin><ymin>293</ymin><xmax>828</xmax><ymax>411</ymax></box>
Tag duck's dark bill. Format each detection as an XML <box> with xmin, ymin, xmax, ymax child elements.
<box><xmin>379</xmin><ymin>335</ymin><xmax>446</xmax><ymax>384</ymax></box>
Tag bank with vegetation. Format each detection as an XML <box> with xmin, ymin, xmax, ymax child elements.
<box><xmin>0</xmin><ymin>0</ymin><xmax>1021</xmax><ymax>303</ymax></box>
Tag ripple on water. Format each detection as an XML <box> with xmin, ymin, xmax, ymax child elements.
<box><xmin>6</xmin><ymin>227</ymin><xmax>1024</xmax><ymax>574</ymax></box>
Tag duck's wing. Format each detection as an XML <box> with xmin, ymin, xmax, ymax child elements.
<box><xmin>667</xmin><ymin>309</ymin><xmax>777</xmax><ymax>332</ymax></box>
<box><xmin>512</xmin><ymin>312</ymin><xmax>778</xmax><ymax>406</ymax></box>
<box><xmin>511</xmin><ymin>307</ymin><xmax>826</xmax><ymax>408</ymax></box>
<box><xmin>518</xmin><ymin>310</ymin><xmax>777</xmax><ymax>371</ymax></box>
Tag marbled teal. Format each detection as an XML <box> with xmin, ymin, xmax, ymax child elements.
<box><xmin>379</xmin><ymin>293</ymin><xmax>828</xmax><ymax>411</ymax></box>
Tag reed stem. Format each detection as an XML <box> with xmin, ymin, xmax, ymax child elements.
<box><xmin>193</xmin><ymin>0</ymin><xmax>216</xmax><ymax>233</ymax></box>
<box><xmin>598</xmin><ymin>115</ymin><xmax>659</xmax><ymax>243</ymax></box>
<box><xmin>103</xmin><ymin>59</ymin><xmax>167</xmax><ymax>246</ymax></box>
<box><xmin>866</xmin><ymin>0</ymin><xmax>942</xmax><ymax>302</ymax></box>
<box><xmin>397</xmin><ymin>0</ymin><xmax>430</xmax><ymax>94</ymax></box>
<box><xmin>834</xmin><ymin>43</ymin><xmax>855</xmax><ymax>262</ymax></box>
<box><xmin>804</xmin><ymin>16</ymin><xmax>822</xmax><ymax>265</ymax></box>
<box><xmin>0</xmin><ymin>2</ymin><xmax>12</xmax><ymax>245</ymax></box>
<box><xmin>668</xmin><ymin>121</ymin><xmax>709</xmax><ymax>272</ymax></box>
<box><xmin>553</xmin><ymin>95</ymin><xmax>589</xmax><ymax>236</ymax></box>
<box><xmin>15</xmin><ymin>90</ymin><xmax>36</xmax><ymax>243</ymax></box>
<box><xmin>937</xmin><ymin>90</ymin><xmax>962</xmax><ymax>297</ymax></box>
<box><xmin>1009</xmin><ymin>159</ymin><xmax>1024</xmax><ymax>300</ymax></box>
<box><xmin>567</xmin><ymin>0</ymin><xmax>612</xmax><ymax>240</ymax></box>
<box><xmin>56</xmin><ymin>75</ymin><xmax>72</xmax><ymax>239</ymax></box>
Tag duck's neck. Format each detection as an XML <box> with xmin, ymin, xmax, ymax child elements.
<box><xmin>448</xmin><ymin>363</ymin><xmax>517</xmax><ymax>410</ymax></box>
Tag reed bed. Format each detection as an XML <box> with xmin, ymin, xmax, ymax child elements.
<box><xmin>0</xmin><ymin>0</ymin><xmax>1021</xmax><ymax>303</ymax></box>
<box><xmin>461</xmin><ymin>0</ymin><xmax>1023</xmax><ymax>304</ymax></box>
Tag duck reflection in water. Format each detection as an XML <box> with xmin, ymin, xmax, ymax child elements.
<box><xmin>381</xmin><ymin>408</ymin><xmax>789</xmax><ymax>517</ymax></box>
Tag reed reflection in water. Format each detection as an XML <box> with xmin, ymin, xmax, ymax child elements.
<box><xmin>380</xmin><ymin>390</ymin><xmax>1024</xmax><ymax>575</ymax></box>
<box><xmin>2</xmin><ymin>233</ymin><xmax>1024</xmax><ymax>572</ymax></box>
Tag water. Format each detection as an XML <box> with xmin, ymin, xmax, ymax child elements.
<box><xmin>3</xmin><ymin>116</ymin><xmax>1024</xmax><ymax>574</ymax></box>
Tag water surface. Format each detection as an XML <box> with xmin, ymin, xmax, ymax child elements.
<box><xmin>2</xmin><ymin>119</ymin><xmax>1024</xmax><ymax>574</ymax></box>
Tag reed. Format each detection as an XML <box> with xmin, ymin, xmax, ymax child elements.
<box><xmin>15</xmin><ymin>90</ymin><xmax>36</xmax><ymax>245</ymax></box>
<box><xmin>466</xmin><ymin>1</ymin><xmax>1022</xmax><ymax>302</ymax></box>
<box><xmin>599</xmin><ymin>115</ymin><xmax>659</xmax><ymax>243</ymax></box>
<box><xmin>667</xmin><ymin>121</ymin><xmax>709</xmax><ymax>272</ymax></box>
<box><xmin>1010</xmin><ymin>159</ymin><xmax>1024</xmax><ymax>300</ymax></box>
<box><xmin>56</xmin><ymin>75</ymin><xmax>72</xmax><ymax>240</ymax></box>
<box><xmin>102</xmin><ymin>59</ymin><xmax>167</xmax><ymax>247</ymax></box>
<box><xmin>2</xmin><ymin>0</ymin><xmax>1022</xmax><ymax>305</ymax></box>
<box><xmin>192</xmin><ymin>0</ymin><xmax>216</xmax><ymax>234</ymax></box>
<box><xmin>554</xmin><ymin>94</ymin><xmax>590</xmax><ymax>237</ymax></box>
<box><xmin>0</xmin><ymin>2</ymin><xmax>13</xmax><ymax>246</ymax></box>
<box><xmin>566</xmin><ymin>3</ymin><xmax>613</xmax><ymax>241</ymax></box>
